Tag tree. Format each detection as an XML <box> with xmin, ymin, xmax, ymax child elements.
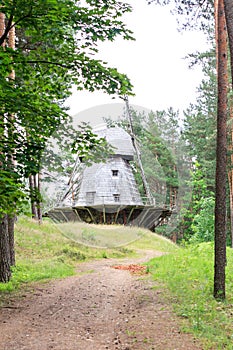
<box><xmin>182</xmin><ymin>49</ymin><xmax>217</xmax><ymax>192</ymax></box>
<box><xmin>227</xmin><ymin>98</ymin><xmax>233</xmax><ymax>248</ymax></box>
<box><xmin>224</xmin><ymin>0</ymin><xmax>233</xmax><ymax>88</ymax></box>
<box><xmin>148</xmin><ymin>0</ymin><xmax>229</xmax><ymax>299</ymax></box>
<box><xmin>0</xmin><ymin>0</ymin><xmax>134</xmax><ymax>282</ymax></box>
<box><xmin>214</xmin><ymin>0</ymin><xmax>228</xmax><ymax>300</ymax></box>
<box><xmin>190</xmin><ymin>196</ymin><xmax>215</xmax><ymax>243</ymax></box>
<box><xmin>178</xmin><ymin>163</ymin><xmax>215</xmax><ymax>241</ymax></box>
<box><xmin>180</xmin><ymin>52</ymin><xmax>219</xmax><ymax>242</ymax></box>
<box><xmin>224</xmin><ymin>0</ymin><xmax>233</xmax><ymax>252</ymax></box>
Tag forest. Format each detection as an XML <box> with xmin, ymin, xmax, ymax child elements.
<box><xmin>0</xmin><ymin>0</ymin><xmax>233</xmax><ymax>306</ymax></box>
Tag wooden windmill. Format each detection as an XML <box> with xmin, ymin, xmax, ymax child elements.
<box><xmin>48</xmin><ymin>100</ymin><xmax>172</xmax><ymax>229</ymax></box>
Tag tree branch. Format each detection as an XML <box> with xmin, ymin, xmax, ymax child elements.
<box><xmin>0</xmin><ymin>8</ymin><xmax>33</xmax><ymax>46</ymax></box>
<box><xmin>0</xmin><ymin>13</ymin><xmax>14</xmax><ymax>46</ymax></box>
<box><xmin>26</xmin><ymin>60</ymin><xmax>72</xmax><ymax>68</ymax></box>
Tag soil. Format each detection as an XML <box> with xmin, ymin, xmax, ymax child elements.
<box><xmin>0</xmin><ymin>250</ymin><xmax>203</xmax><ymax>350</ymax></box>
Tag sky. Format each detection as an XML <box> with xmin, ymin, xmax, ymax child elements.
<box><xmin>66</xmin><ymin>0</ymin><xmax>209</xmax><ymax>121</ymax></box>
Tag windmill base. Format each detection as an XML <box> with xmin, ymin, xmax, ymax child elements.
<box><xmin>46</xmin><ymin>205</ymin><xmax>172</xmax><ymax>231</ymax></box>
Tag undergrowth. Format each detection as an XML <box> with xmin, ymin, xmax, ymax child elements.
<box><xmin>148</xmin><ymin>242</ymin><xmax>233</xmax><ymax>349</ymax></box>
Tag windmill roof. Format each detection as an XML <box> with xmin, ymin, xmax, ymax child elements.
<box><xmin>95</xmin><ymin>126</ymin><xmax>134</xmax><ymax>159</ymax></box>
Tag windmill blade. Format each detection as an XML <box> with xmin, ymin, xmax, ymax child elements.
<box><xmin>123</xmin><ymin>96</ymin><xmax>154</xmax><ymax>205</ymax></box>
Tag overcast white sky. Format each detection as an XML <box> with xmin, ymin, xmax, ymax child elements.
<box><xmin>66</xmin><ymin>1</ymin><xmax>209</xmax><ymax>119</ymax></box>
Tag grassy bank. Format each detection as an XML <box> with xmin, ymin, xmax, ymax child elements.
<box><xmin>0</xmin><ymin>217</ymin><xmax>176</xmax><ymax>294</ymax></box>
<box><xmin>148</xmin><ymin>243</ymin><xmax>233</xmax><ymax>349</ymax></box>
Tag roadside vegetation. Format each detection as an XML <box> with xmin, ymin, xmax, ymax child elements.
<box><xmin>148</xmin><ymin>243</ymin><xmax>233</xmax><ymax>349</ymax></box>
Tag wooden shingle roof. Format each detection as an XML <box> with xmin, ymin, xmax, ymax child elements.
<box><xmin>96</xmin><ymin>126</ymin><xmax>134</xmax><ymax>160</ymax></box>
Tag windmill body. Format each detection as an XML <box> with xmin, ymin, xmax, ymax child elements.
<box><xmin>74</xmin><ymin>127</ymin><xmax>143</xmax><ymax>207</ymax></box>
<box><xmin>48</xmin><ymin>126</ymin><xmax>171</xmax><ymax>229</ymax></box>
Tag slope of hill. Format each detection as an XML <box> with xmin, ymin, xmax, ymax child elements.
<box><xmin>0</xmin><ymin>217</ymin><xmax>177</xmax><ymax>293</ymax></box>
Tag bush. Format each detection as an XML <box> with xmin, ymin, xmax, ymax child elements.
<box><xmin>189</xmin><ymin>197</ymin><xmax>215</xmax><ymax>244</ymax></box>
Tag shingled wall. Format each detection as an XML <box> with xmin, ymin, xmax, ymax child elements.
<box><xmin>75</xmin><ymin>157</ymin><xmax>143</xmax><ymax>206</ymax></box>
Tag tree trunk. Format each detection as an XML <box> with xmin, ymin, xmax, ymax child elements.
<box><xmin>214</xmin><ymin>0</ymin><xmax>228</xmax><ymax>300</ymax></box>
<box><xmin>0</xmin><ymin>12</ymin><xmax>5</xmax><ymax>47</ymax></box>
<box><xmin>227</xmin><ymin>101</ymin><xmax>233</xmax><ymax>248</ymax></box>
<box><xmin>37</xmin><ymin>173</ymin><xmax>42</xmax><ymax>224</ymax></box>
<box><xmin>33</xmin><ymin>174</ymin><xmax>39</xmax><ymax>220</ymax></box>
<box><xmin>0</xmin><ymin>13</ymin><xmax>12</xmax><ymax>280</ymax></box>
<box><xmin>0</xmin><ymin>216</ymin><xmax>11</xmax><ymax>282</ymax></box>
<box><xmin>224</xmin><ymin>0</ymin><xmax>233</xmax><ymax>88</ymax></box>
<box><xmin>8</xmin><ymin>23</ymin><xmax>15</xmax><ymax>79</ymax></box>
<box><xmin>228</xmin><ymin>169</ymin><xmax>233</xmax><ymax>247</ymax></box>
<box><xmin>29</xmin><ymin>173</ymin><xmax>42</xmax><ymax>223</ymax></box>
<box><xmin>29</xmin><ymin>174</ymin><xmax>38</xmax><ymax>219</ymax></box>
<box><xmin>7</xmin><ymin>24</ymin><xmax>16</xmax><ymax>266</ymax></box>
<box><xmin>224</xmin><ymin>0</ymin><xmax>233</xmax><ymax>249</ymax></box>
<box><xmin>8</xmin><ymin>215</ymin><xmax>15</xmax><ymax>266</ymax></box>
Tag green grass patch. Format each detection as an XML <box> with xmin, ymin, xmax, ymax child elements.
<box><xmin>0</xmin><ymin>259</ymin><xmax>74</xmax><ymax>293</ymax></box>
<box><xmin>57</xmin><ymin>221</ymin><xmax>178</xmax><ymax>254</ymax></box>
<box><xmin>148</xmin><ymin>242</ymin><xmax>233</xmax><ymax>349</ymax></box>
<box><xmin>128</xmin><ymin>229</ymin><xmax>178</xmax><ymax>253</ymax></box>
<box><xmin>57</xmin><ymin>221</ymin><xmax>144</xmax><ymax>248</ymax></box>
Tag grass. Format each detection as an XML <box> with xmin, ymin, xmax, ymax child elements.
<box><xmin>57</xmin><ymin>220</ymin><xmax>178</xmax><ymax>252</ymax></box>
<box><xmin>57</xmin><ymin>221</ymin><xmax>144</xmax><ymax>248</ymax></box>
<box><xmin>0</xmin><ymin>217</ymin><xmax>176</xmax><ymax>295</ymax></box>
<box><xmin>147</xmin><ymin>242</ymin><xmax>233</xmax><ymax>349</ymax></box>
<box><xmin>128</xmin><ymin>229</ymin><xmax>178</xmax><ymax>253</ymax></box>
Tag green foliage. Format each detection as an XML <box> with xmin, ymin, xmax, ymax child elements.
<box><xmin>148</xmin><ymin>243</ymin><xmax>233</xmax><ymax>349</ymax></box>
<box><xmin>1</xmin><ymin>0</ymin><xmax>134</xmax><ymax>97</ymax></box>
<box><xmin>178</xmin><ymin>164</ymin><xmax>215</xmax><ymax>241</ymax></box>
<box><xmin>72</xmin><ymin>122</ymin><xmax>115</xmax><ymax>166</ymax></box>
<box><xmin>182</xmin><ymin>49</ymin><xmax>217</xmax><ymax>192</ymax></box>
<box><xmin>173</xmin><ymin>46</ymin><xmax>218</xmax><ymax>243</ymax></box>
<box><xmin>60</xmin><ymin>247</ymin><xmax>86</xmax><ymax>261</ymax></box>
<box><xmin>190</xmin><ymin>197</ymin><xmax>215</xmax><ymax>243</ymax></box>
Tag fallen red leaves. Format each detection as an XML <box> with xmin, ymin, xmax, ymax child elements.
<box><xmin>112</xmin><ymin>264</ymin><xmax>148</xmax><ymax>275</ymax></box>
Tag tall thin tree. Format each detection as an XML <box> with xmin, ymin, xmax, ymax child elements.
<box><xmin>214</xmin><ymin>0</ymin><xmax>228</xmax><ymax>300</ymax></box>
<box><xmin>0</xmin><ymin>12</ymin><xmax>11</xmax><ymax>282</ymax></box>
<box><xmin>7</xmin><ymin>23</ymin><xmax>16</xmax><ymax>266</ymax></box>
<box><xmin>224</xmin><ymin>0</ymin><xmax>233</xmax><ymax>88</ymax></box>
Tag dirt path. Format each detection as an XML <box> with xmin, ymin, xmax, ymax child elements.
<box><xmin>0</xmin><ymin>251</ymin><xmax>202</xmax><ymax>350</ymax></box>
